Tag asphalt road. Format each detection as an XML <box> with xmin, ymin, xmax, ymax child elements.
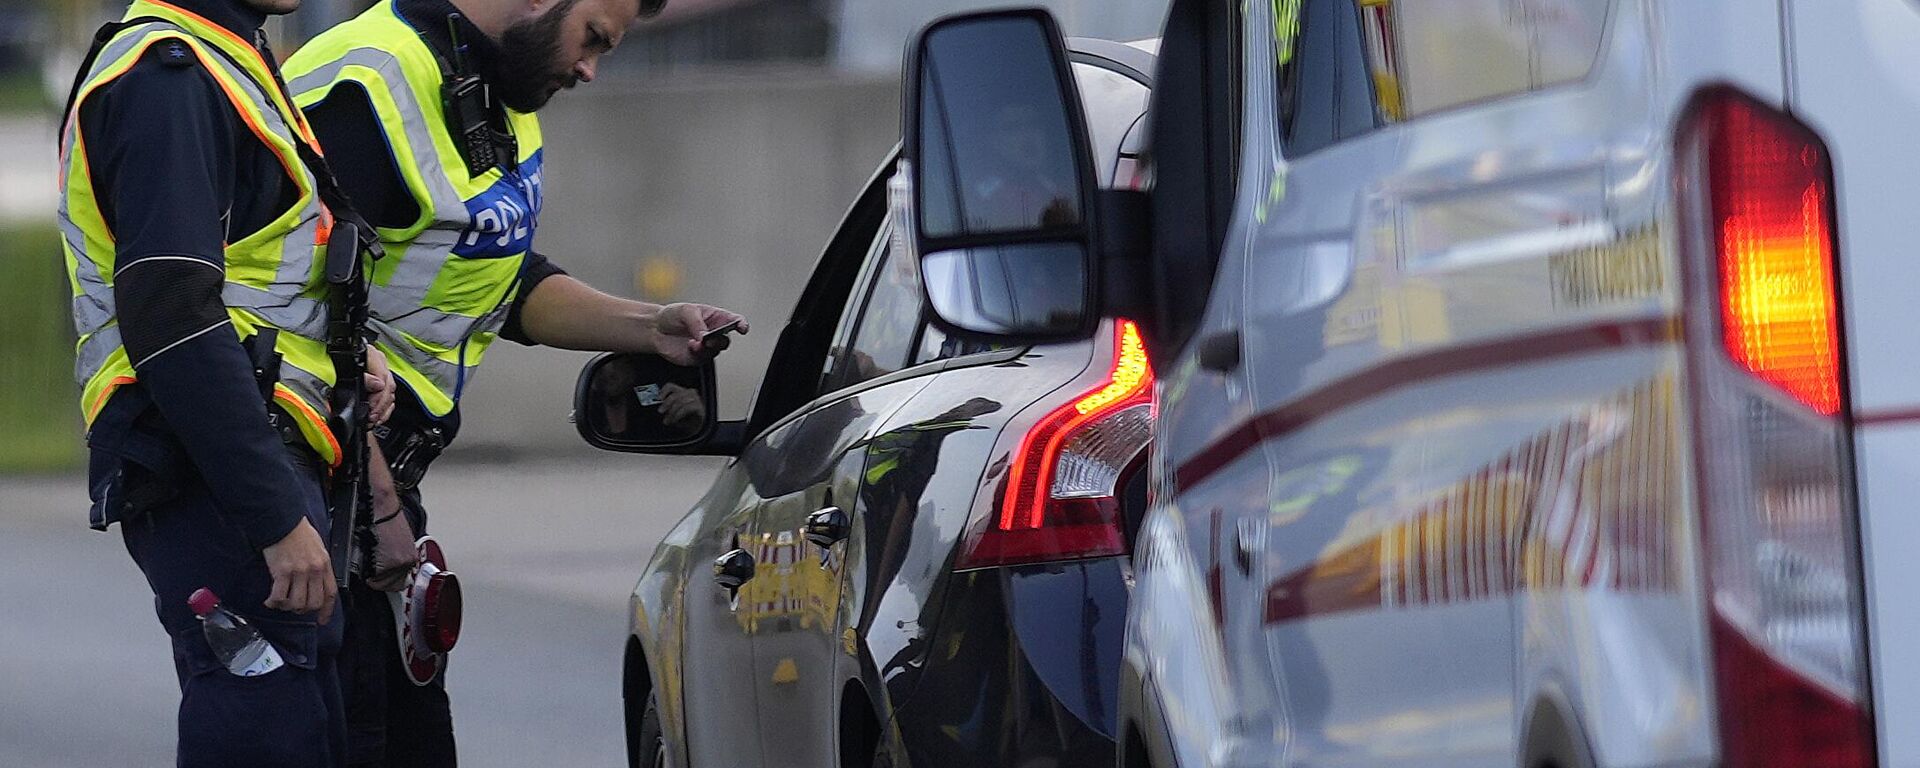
<box><xmin>0</xmin><ymin>454</ymin><xmax>726</xmax><ymax>768</ymax></box>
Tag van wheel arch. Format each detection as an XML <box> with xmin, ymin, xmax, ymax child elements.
<box><xmin>1117</xmin><ymin>661</ymin><xmax>1175</xmax><ymax>768</ymax></box>
<box><xmin>1122</xmin><ymin>723</ymin><xmax>1156</xmax><ymax>768</ymax></box>
<box><xmin>1521</xmin><ymin>695</ymin><xmax>1597</xmax><ymax>768</ymax></box>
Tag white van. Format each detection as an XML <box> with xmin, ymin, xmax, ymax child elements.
<box><xmin>887</xmin><ymin>1</ymin><xmax>1914</xmax><ymax>767</ymax></box>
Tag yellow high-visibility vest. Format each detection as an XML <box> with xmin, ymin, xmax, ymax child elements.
<box><xmin>286</xmin><ymin>0</ymin><xmax>545</xmax><ymax>417</ymax></box>
<box><xmin>59</xmin><ymin>0</ymin><xmax>342</xmax><ymax>465</ymax></box>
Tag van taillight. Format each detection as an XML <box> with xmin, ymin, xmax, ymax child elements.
<box><xmin>1709</xmin><ymin>92</ymin><xmax>1843</xmax><ymax>415</ymax></box>
<box><xmin>956</xmin><ymin>320</ymin><xmax>1154</xmax><ymax>570</ymax></box>
<box><xmin>1679</xmin><ymin>87</ymin><xmax>1876</xmax><ymax>768</ymax></box>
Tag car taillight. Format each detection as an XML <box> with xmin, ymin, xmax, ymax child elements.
<box><xmin>956</xmin><ymin>320</ymin><xmax>1154</xmax><ymax>570</ymax></box>
<box><xmin>1678</xmin><ymin>87</ymin><xmax>1876</xmax><ymax>768</ymax></box>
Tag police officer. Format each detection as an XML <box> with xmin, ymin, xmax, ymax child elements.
<box><xmin>57</xmin><ymin>0</ymin><xmax>395</xmax><ymax>764</ymax></box>
<box><xmin>282</xmin><ymin>0</ymin><xmax>744</xmax><ymax>763</ymax></box>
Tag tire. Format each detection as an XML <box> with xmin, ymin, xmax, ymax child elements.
<box><xmin>840</xmin><ymin>690</ymin><xmax>884</xmax><ymax>768</ymax></box>
<box><xmin>1522</xmin><ymin>699</ymin><xmax>1595</xmax><ymax>768</ymax></box>
<box><xmin>636</xmin><ymin>693</ymin><xmax>666</xmax><ymax>768</ymax></box>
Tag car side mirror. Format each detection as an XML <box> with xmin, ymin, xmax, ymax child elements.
<box><xmin>573</xmin><ymin>353</ymin><xmax>740</xmax><ymax>455</ymax></box>
<box><xmin>896</xmin><ymin>8</ymin><xmax>1101</xmax><ymax>344</ymax></box>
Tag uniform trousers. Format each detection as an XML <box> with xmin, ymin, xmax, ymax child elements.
<box><xmin>341</xmin><ymin>484</ymin><xmax>456</xmax><ymax>767</ymax></box>
<box><xmin>115</xmin><ymin>445</ymin><xmax>347</xmax><ymax>768</ymax></box>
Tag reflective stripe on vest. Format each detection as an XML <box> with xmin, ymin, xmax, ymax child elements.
<box><xmin>58</xmin><ymin>0</ymin><xmax>342</xmax><ymax>465</ymax></box>
<box><xmin>285</xmin><ymin>0</ymin><xmax>545</xmax><ymax>417</ymax></box>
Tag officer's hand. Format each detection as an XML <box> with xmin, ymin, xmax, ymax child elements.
<box><xmin>654</xmin><ymin>304</ymin><xmax>748</xmax><ymax>366</ymax></box>
<box><xmin>364</xmin><ymin>344</ymin><xmax>397</xmax><ymax>426</ymax></box>
<box><xmin>263</xmin><ymin>519</ymin><xmax>337</xmax><ymax>622</ymax></box>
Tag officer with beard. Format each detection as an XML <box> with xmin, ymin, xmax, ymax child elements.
<box><xmin>283</xmin><ymin>0</ymin><xmax>743</xmax><ymax>764</ymax></box>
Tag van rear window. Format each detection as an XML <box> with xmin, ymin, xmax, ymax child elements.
<box><xmin>1275</xmin><ymin>0</ymin><xmax>1611</xmax><ymax>155</ymax></box>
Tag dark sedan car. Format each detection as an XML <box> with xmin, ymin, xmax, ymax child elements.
<box><xmin>571</xmin><ymin>39</ymin><xmax>1157</xmax><ymax>768</ymax></box>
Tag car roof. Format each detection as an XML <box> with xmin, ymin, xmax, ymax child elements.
<box><xmin>1068</xmin><ymin>37</ymin><xmax>1158</xmax><ymax>85</ymax></box>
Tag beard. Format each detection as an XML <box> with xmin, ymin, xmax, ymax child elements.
<box><xmin>494</xmin><ymin>0</ymin><xmax>581</xmax><ymax>113</ymax></box>
<box><xmin>244</xmin><ymin>0</ymin><xmax>301</xmax><ymax>14</ymax></box>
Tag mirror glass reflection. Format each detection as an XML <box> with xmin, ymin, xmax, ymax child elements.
<box><xmin>585</xmin><ymin>354</ymin><xmax>710</xmax><ymax>445</ymax></box>
<box><xmin>917</xmin><ymin>17</ymin><xmax>1085</xmax><ymax>238</ymax></box>
<box><xmin>921</xmin><ymin>243</ymin><xmax>1088</xmax><ymax>336</ymax></box>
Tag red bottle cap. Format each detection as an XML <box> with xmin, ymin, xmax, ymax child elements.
<box><xmin>187</xmin><ymin>588</ymin><xmax>220</xmax><ymax>617</ymax></box>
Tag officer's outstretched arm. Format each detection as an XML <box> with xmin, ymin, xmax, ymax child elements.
<box><xmin>100</xmin><ymin>53</ymin><xmax>334</xmax><ymax>619</ymax></box>
<box><xmin>514</xmin><ymin>274</ymin><xmax>747</xmax><ymax>364</ymax></box>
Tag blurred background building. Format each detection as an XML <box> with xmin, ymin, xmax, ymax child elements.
<box><xmin>0</xmin><ymin>0</ymin><xmax>1168</xmax><ymax>471</ymax></box>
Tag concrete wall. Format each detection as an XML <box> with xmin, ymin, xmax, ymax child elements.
<box><xmin>831</xmin><ymin>0</ymin><xmax>1169</xmax><ymax>73</ymax></box>
<box><xmin>0</xmin><ymin>117</ymin><xmax>56</xmax><ymax>224</ymax></box>
<box><xmin>448</xmin><ymin>70</ymin><xmax>902</xmax><ymax>456</ymax></box>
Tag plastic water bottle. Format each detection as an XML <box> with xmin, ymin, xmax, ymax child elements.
<box><xmin>187</xmin><ymin>588</ymin><xmax>285</xmax><ymax>677</ymax></box>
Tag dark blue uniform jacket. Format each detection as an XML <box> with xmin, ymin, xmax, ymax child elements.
<box><xmin>82</xmin><ymin>0</ymin><xmax>312</xmax><ymax>548</ymax></box>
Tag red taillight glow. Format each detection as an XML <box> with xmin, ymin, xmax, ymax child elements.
<box><xmin>958</xmin><ymin>320</ymin><xmax>1154</xmax><ymax>569</ymax></box>
<box><xmin>1003</xmin><ymin>320</ymin><xmax>1151</xmax><ymax>530</ymax></box>
<box><xmin>1708</xmin><ymin>95</ymin><xmax>1843</xmax><ymax>415</ymax></box>
<box><xmin>1683</xmin><ymin>88</ymin><xmax>1875</xmax><ymax>768</ymax></box>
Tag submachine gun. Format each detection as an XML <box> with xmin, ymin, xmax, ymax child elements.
<box><xmin>322</xmin><ymin>211</ymin><xmax>382</xmax><ymax>591</ymax></box>
<box><xmin>260</xmin><ymin>57</ymin><xmax>385</xmax><ymax>592</ymax></box>
<box><xmin>282</xmin><ymin>131</ymin><xmax>384</xmax><ymax>591</ymax></box>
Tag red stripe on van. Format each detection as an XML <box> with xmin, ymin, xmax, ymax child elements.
<box><xmin>1854</xmin><ymin>406</ymin><xmax>1920</xmax><ymax>426</ymax></box>
<box><xmin>1176</xmin><ymin>317</ymin><xmax>1679</xmax><ymax>490</ymax></box>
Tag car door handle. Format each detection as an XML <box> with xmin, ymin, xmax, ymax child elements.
<box><xmin>1197</xmin><ymin>329</ymin><xmax>1242</xmax><ymax>373</ymax></box>
<box><xmin>714</xmin><ymin>548</ymin><xmax>755</xmax><ymax>591</ymax></box>
<box><xmin>804</xmin><ymin>506</ymin><xmax>850</xmax><ymax>549</ymax></box>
